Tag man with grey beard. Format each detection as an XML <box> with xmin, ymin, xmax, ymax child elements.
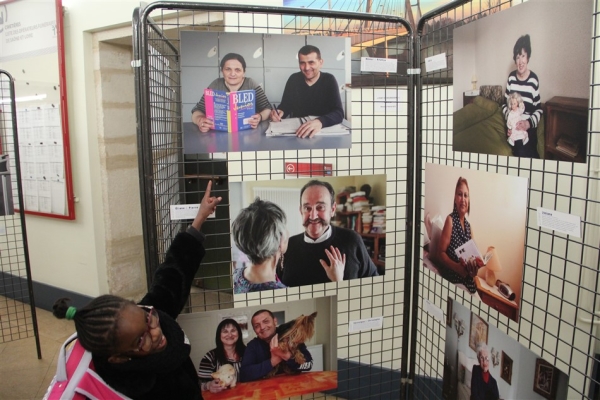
<box><xmin>279</xmin><ymin>180</ymin><xmax>379</xmax><ymax>287</ymax></box>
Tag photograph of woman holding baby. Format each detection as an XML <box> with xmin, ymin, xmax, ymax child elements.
<box><xmin>501</xmin><ymin>34</ymin><xmax>541</xmax><ymax>159</ymax></box>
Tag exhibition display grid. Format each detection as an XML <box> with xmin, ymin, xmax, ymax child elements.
<box><xmin>133</xmin><ymin>1</ymin><xmax>600</xmax><ymax>398</ymax></box>
<box><xmin>0</xmin><ymin>70</ymin><xmax>40</xmax><ymax>358</ymax></box>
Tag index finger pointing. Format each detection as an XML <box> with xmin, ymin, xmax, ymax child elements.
<box><xmin>204</xmin><ymin>180</ymin><xmax>213</xmax><ymax>198</ymax></box>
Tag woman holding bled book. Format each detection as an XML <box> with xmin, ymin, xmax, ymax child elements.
<box><xmin>192</xmin><ymin>53</ymin><xmax>272</xmax><ymax>133</ymax></box>
<box><xmin>436</xmin><ymin>177</ymin><xmax>483</xmax><ymax>294</ymax></box>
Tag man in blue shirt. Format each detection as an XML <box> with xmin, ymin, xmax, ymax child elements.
<box><xmin>239</xmin><ymin>309</ymin><xmax>313</xmax><ymax>381</ymax></box>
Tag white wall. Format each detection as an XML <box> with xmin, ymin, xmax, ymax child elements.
<box><xmin>454</xmin><ymin>0</ymin><xmax>593</xmax><ymax>110</ymax></box>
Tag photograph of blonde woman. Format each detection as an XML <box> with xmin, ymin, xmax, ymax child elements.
<box><xmin>423</xmin><ymin>164</ymin><xmax>527</xmax><ymax>322</ymax></box>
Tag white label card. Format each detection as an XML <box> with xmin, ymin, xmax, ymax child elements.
<box><xmin>536</xmin><ymin>207</ymin><xmax>581</xmax><ymax>238</ymax></box>
<box><xmin>424</xmin><ymin>299</ymin><xmax>444</xmax><ymax>324</ymax></box>
<box><xmin>360</xmin><ymin>57</ymin><xmax>397</xmax><ymax>73</ymax></box>
<box><xmin>424</xmin><ymin>53</ymin><xmax>447</xmax><ymax>72</ymax></box>
<box><xmin>170</xmin><ymin>204</ymin><xmax>215</xmax><ymax>220</ymax></box>
<box><xmin>348</xmin><ymin>316</ymin><xmax>384</xmax><ymax>333</ymax></box>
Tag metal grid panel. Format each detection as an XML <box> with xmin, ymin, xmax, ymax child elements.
<box><xmin>0</xmin><ymin>70</ymin><xmax>39</xmax><ymax>356</ymax></box>
<box><xmin>413</xmin><ymin>1</ymin><xmax>600</xmax><ymax>399</ymax></box>
<box><xmin>135</xmin><ymin>3</ymin><xmax>412</xmax><ymax>398</ymax></box>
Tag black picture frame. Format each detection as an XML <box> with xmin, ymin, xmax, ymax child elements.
<box><xmin>533</xmin><ymin>358</ymin><xmax>558</xmax><ymax>400</ymax></box>
<box><xmin>501</xmin><ymin>351</ymin><xmax>513</xmax><ymax>385</ymax></box>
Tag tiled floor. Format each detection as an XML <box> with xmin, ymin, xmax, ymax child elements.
<box><xmin>0</xmin><ymin>300</ymin><xmax>73</xmax><ymax>400</ymax></box>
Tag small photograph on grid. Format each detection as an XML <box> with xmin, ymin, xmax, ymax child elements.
<box><xmin>443</xmin><ymin>297</ymin><xmax>569</xmax><ymax>400</ymax></box>
<box><xmin>423</xmin><ymin>164</ymin><xmax>527</xmax><ymax>322</ymax></box>
<box><xmin>181</xmin><ymin>31</ymin><xmax>352</xmax><ymax>153</ymax></box>
<box><xmin>452</xmin><ymin>0</ymin><xmax>592</xmax><ymax>163</ymax></box>
<box><xmin>178</xmin><ymin>295</ymin><xmax>338</xmax><ymax>398</ymax></box>
<box><xmin>230</xmin><ymin>175</ymin><xmax>385</xmax><ymax>294</ymax></box>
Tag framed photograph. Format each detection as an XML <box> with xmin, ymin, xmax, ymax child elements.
<box><xmin>446</xmin><ymin>297</ymin><xmax>453</xmax><ymax>327</ymax></box>
<box><xmin>533</xmin><ymin>358</ymin><xmax>558</xmax><ymax>400</ymax></box>
<box><xmin>469</xmin><ymin>313</ymin><xmax>489</xmax><ymax>352</ymax></box>
<box><xmin>501</xmin><ymin>351</ymin><xmax>513</xmax><ymax>385</ymax></box>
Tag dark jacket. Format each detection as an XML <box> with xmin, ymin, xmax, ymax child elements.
<box><xmin>93</xmin><ymin>228</ymin><xmax>206</xmax><ymax>400</ymax></box>
<box><xmin>470</xmin><ymin>364</ymin><xmax>500</xmax><ymax>400</ymax></box>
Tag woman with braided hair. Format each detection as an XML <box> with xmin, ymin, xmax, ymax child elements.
<box><xmin>52</xmin><ymin>181</ymin><xmax>222</xmax><ymax>400</ymax></box>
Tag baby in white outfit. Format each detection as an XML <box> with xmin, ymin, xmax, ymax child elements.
<box><xmin>506</xmin><ymin>92</ymin><xmax>529</xmax><ymax>146</ymax></box>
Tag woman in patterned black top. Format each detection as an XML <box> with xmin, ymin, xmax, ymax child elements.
<box><xmin>437</xmin><ymin>177</ymin><xmax>482</xmax><ymax>293</ymax></box>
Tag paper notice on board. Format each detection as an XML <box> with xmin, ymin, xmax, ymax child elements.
<box><xmin>536</xmin><ymin>207</ymin><xmax>581</xmax><ymax>237</ymax></box>
<box><xmin>425</xmin><ymin>53</ymin><xmax>447</xmax><ymax>72</ymax></box>
<box><xmin>170</xmin><ymin>204</ymin><xmax>216</xmax><ymax>220</ymax></box>
<box><xmin>348</xmin><ymin>316</ymin><xmax>384</xmax><ymax>333</ymax></box>
<box><xmin>424</xmin><ymin>299</ymin><xmax>444</xmax><ymax>324</ymax></box>
<box><xmin>360</xmin><ymin>57</ymin><xmax>397</xmax><ymax>73</ymax></box>
<box><xmin>374</xmin><ymin>88</ymin><xmax>406</xmax><ymax>114</ymax></box>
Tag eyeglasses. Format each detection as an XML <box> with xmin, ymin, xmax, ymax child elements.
<box><xmin>134</xmin><ymin>305</ymin><xmax>160</xmax><ymax>352</ymax></box>
<box><xmin>479</xmin><ymin>356</ymin><xmax>490</xmax><ymax>362</ymax></box>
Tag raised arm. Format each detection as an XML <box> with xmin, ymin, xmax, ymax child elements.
<box><xmin>139</xmin><ymin>181</ymin><xmax>222</xmax><ymax>318</ymax></box>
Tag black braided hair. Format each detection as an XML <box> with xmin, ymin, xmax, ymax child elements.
<box><xmin>53</xmin><ymin>295</ymin><xmax>132</xmax><ymax>356</ymax></box>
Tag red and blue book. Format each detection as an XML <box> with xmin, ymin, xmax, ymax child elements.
<box><xmin>204</xmin><ymin>88</ymin><xmax>256</xmax><ymax>133</ymax></box>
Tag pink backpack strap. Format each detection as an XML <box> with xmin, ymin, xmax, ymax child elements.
<box><xmin>43</xmin><ymin>333</ymin><xmax>131</xmax><ymax>400</ymax></box>
<box><xmin>75</xmin><ymin>369</ymin><xmax>131</xmax><ymax>400</ymax></box>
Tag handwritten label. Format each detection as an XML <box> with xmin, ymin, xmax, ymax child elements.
<box><xmin>348</xmin><ymin>316</ymin><xmax>384</xmax><ymax>333</ymax></box>
<box><xmin>536</xmin><ymin>207</ymin><xmax>581</xmax><ymax>237</ymax></box>
<box><xmin>425</xmin><ymin>53</ymin><xmax>447</xmax><ymax>72</ymax></box>
<box><xmin>360</xmin><ymin>57</ymin><xmax>397</xmax><ymax>73</ymax></box>
<box><xmin>424</xmin><ymin>299</ymin><xmax>444</xmax><ymax>324</ymax></box>
<box><xmin>170</xmin><ymin>204</ymin><xmax>215</xmax><ymax>221</ymax></box>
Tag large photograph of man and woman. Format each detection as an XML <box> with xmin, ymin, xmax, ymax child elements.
<box><xmin>229</xmin><ymin>175</ymin><xmax>386</xmax><ymax>294</ymax></box>
<box><xmin>453</xmin><ymin>0</ymin><xmax>592</xmax><ymax>163</ymax></box>
<box><xmin>443</xmin><ymin>297</ymin><xmax>569</xmax><ymax>400</ymax></box>
<box><xmin>423</xmin><ymin>164</ymin><xmax>527</xmax><ymax>322</ymax></box>
<box><xmin>181</xmin><ymin>31</ymin><xmax>351</xmax><ymax>153</ymax></box>
<box><xmin>177</xmin><ymin>296</ymin><xmax>337</xmax><ymax>399</ymax></box>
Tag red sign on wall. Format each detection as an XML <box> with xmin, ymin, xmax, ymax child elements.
<box><xmin>284</xmin><ymin>162</ymin><xmax>333</xmax><ymax>176</ymax></box>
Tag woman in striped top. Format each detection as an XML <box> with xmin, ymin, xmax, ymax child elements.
<box><xmin>502</xmin><ymin>34</ymin><xmax>541</xmax><ymax>159</ymax></box>
<box><xmin>197</xmin><ymin>318</ymin><xmax>246</xmax><ymax>393</ymax></box>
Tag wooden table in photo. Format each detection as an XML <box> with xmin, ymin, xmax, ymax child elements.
<box><xmin>475</xmin><ymin>277</ymin><xmax>518</xmax><ymax>321</ymax></box>
<box><xmin>203</xmin><ymin>371</ymin><xmax>338</xmax><ymax>400</ymax></box>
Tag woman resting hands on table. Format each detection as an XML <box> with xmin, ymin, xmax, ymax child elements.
<box><xmin>191</xmin><ymin>53</ymin><xmax>272</xmax><ymax>133</ymax></box>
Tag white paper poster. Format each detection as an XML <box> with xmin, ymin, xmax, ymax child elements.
<box><xmin>0</xmin><ymin>0</ymin><xmax>57</xmax><ymax>62</ymax></box>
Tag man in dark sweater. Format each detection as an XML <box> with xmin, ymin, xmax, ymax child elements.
<box><xmin>270</xmin><ymin>45</ymin><xmax>344</xmax><ymax>138</ymax></box>
<box><xmin>280</xmin><ymin>180</ymin><xmax>379</xmax><ymax>287</ymax></box>
<box><xmin>240</xmin><ymin>309</ymin><xmax>312</xmax><ymax>382</ymax></box>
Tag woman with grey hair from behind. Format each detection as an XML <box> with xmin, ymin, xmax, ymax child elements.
<box><xmin>232</xmin><ymin>198</ymin><xmax>289</xmax><ymax>293</ymax></box>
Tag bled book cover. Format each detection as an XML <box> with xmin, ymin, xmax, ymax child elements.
<box><xmin>204</xmin><ymin>88</ymin><xmax>255</xmax><ymax>132</ymax></box>
<box><xmin>203</xmin><ymin>88</ymin><xmax>228</xmax><ymax>131</ymax></box>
